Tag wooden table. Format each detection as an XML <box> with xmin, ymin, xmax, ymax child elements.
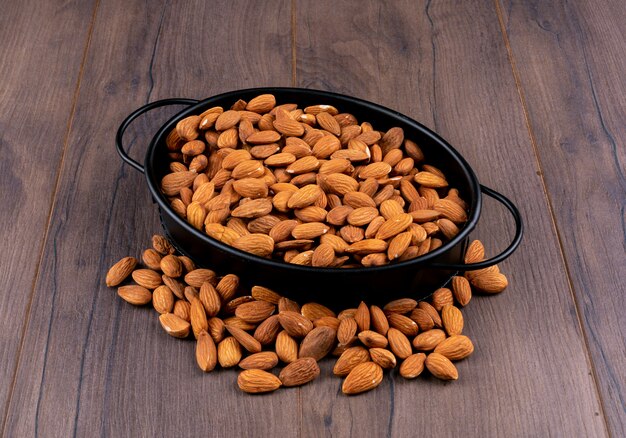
<box><xmin>1</xmin><ymin>0</ymin><xmax>624</xmax><ymax>436</ymax></box>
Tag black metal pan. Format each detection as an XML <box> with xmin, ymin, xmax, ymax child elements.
<box><xmin>116</xmin><ymin>88</ymin><xmax>523</xmax><ymax>309</ymax></box>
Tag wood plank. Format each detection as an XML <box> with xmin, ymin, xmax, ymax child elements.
<box><xmin>0</xmin><ymin>0</ymin><xmax>97</xmax><ymax>425</ymax></box>
<box><xmin>296</xmin><ymin>0</ymin><xmax>607</xmax><ymax>436</ymax></box>
<box><xmin>3</xmin><ymin>0</ymin><xmax>296</xmax><ymax>436</ymax></box>
<box><xmin>497</xmin><ymin>0</ymin><xmax>626</xmax><ymax>434</ymax></box>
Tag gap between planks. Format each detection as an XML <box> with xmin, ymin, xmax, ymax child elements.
<box><xmin>0</xmin><ymin>0</ymin><xmax>103</xmax><ymax>435</ymax></box>
<box><xmin>492</xmin><ymin>0</ymin><xmax>610</xmax><ymax>434</ymax></box>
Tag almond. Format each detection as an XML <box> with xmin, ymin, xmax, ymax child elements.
<box><xmin>198</xmin><ymin>282</ymin><xmax>221</xmax><ymax>317</ymax></box>
<box><xmin>345</xmin><ymin>239</ymin><xmax>388</xmax><ymax>255</ymax></box>
<box><xmin>291</xmin><ymin>222</ymin><xmax>329</xmax><ymax>239</ymax></box>
<box><xmin>299</xmin><ymin>326</ymin><xmax>336</xmax><ymax>360</ymax></box>
<box><xmin>152</xmin><ymin>285</ymin><xmax>174</xmax><ymax>314</ymax></box>
<box><xmin>232</xmin><ymin>234</ymin><xmax>274</xmax><ymax>257</ymax></box>
<box><xmin>464</xmin><ymin>239</ymin><xmax>485</xmax><ymax>264</ymax></box>
<box><xmin>225</xmin><ymin>325</ymin><xmax>262</xmax><ymax>353</ymax></box>
<box><xmin>106</xmin><ymin>257</ymin><xmax>137</xmax><ymax>287</ymax></box>
<box><xmin>441</xmin><ymin>304</ymin><xmax>464</xmax><ymax>335</ymax></box>
<box><xmin>246</xmin><ymin>94</ymin><xmax>276</xmax><ymax>114</ymax></box>
<box><xmin>375</xmin><ymin>213</ymin><xmax>413</xmax><ymax>240</ymax></box>
<box><xmin>387</xmin><ymin>327</ymin><xmax>412</xmax><ymax>359</ymax></box>
<box><xmin>250</xmin><ymin>285</ymin><xmax>282</xmax><ymax>304</ymax></box>
<box><xmin>347</xmin><ymin>207</ymin><xmax>379</xmax><ymax>226</ymax></box>
<box><xmin>160</xmin><ymin>255</ymin><xmax>182</xmax><ymax>278</ymax></box>
<box><xmin>409</xmin><ymin>308</ymin><xmax>434</xmax><ymax>331</ymax></box>
<box><xmin>369</xmin><ymin>305</ymin><xmax>389</xmax><ymax>335</ymax></box>
<box><xmin>235</xmin><ymin>300</ymin><xmax>276</xmax><ymax>323</ymax></box>
<box><xmin>425</xmin><ymin>353</ymin><xmax>458</xmax><ymax>380</ymax></box>
<box><xmin>387</xmin><ymin>232</ymin><xmax>412</xmax><ymax>260</ymax></box>
<box><xmin>276</xmin><ymin>330</ymin><xmax>299</xmax><ymax>363</ymax></box>
<box><xmin>414</xmin><ymin>171</ymin><xmax>448</xmax><ymax>188</ymax></box>
<box><xmin>131</xmin><ymin>269</ymin><xmax>162</xmax><ymax>290</ymax></box>
<box><xmin>387</xmin><ymin>313</ymin><xmax>419</xmax><ymax>336</ymax></box>
<box><xmin>434</xmin><ymin>335</ymin><xmax>474</xmax><ymax>361</ymax></box>
<box><xmin>316</xmin><ymin>111</ymin><xmax>341</xmax><ymax>135</ymax></box>
<box><xmin>216</xmin><ymin>273</ymin><xmax>239</xmax><ymax>301</ymax></box>
<box><xmin>117</xmin><ymin>285</ymin><xmax>152</xmax><ymax>306</ymax></box>
<box><xmin>369</xmin><ymin>348</ymin><xmax>397</xmax><ymax>369</ymax></box>
<box><xmin>451</xmin><ymin>275</ymin><xmax>472</xmax><ymax>306</ymax></box>
<box><xmin>159</xmin><ymin>313</ymin><xmax>190</xmax><ymax>338</ymax></box>
<box><xmin>354</xmin><ymin>301</ymin><xmax>371</xmax><ymax>332</ymax></box>
<box><xmin>239</xmin><ymin>351</ymin><xmax>279</xmax><ymax>370</ymax></box>
<box><xmin>142</xmin><ymin>249</ymin><xmax>162</xmax><ymax>271</ymax></box>
<box><xmin>337</xmin><ymin>317</ymin><xmax>358</xmax><ymax>345</ymax></box>
<box><xmin>383</xmin><ymin>298</ymin><xmax>417</xmax><ymax>314</ymax></box>
<box><xmin>323</xmin><ymin>173</ymin><xmax>359</xmax><ymax>195</ymax></box>
<box><xmin>287</xmin><ymin>184</ymin><xmax>321</xmax><ymax>208</ymax></box>
<box><xmin>176</xmin><ymin>116</ymin><xmax>201</xmax><ymax>140</ymax></box>
<box><xmin>173</xmin><ymin>300</ymin><xmax>191</xmax><ymax>322</ymax></box>
<box><xmin>471</xmin><ymin>272</ymin><xmax>508</xmax><ymax>293</ymax></box>
<box><xmin>358</xmin><ymin>330</ymin><xmax>388</xmax><ymax>348</ymax></box>
<box><xmin>196</xmin><ymin>331</ymin><xmax>218</xmax><ymax>372</ymax></box>
<box><xmin>342</xmin><ymin>362</ymin><xmax>383</xmax><ymax>395</ymax></box>
<box><xmin>431</xmin><ymin>288</ymin><xmax>454</xmax><ymax>311</ymax></box>
<box><xmin>215</xmin><ymin>110</ymin><xmax>241</xmax><ymax>131</ymax></box>
<box><xmin>189</xmin><ymin>298</ymin><xmax>209</xmax><ymax>339</ymax></box>
<box><xmin>311</xmin><ymin>243</ymin><xmax>335</xmax><ymax>267</ymax></box>
<box><xmin>184</xmin><ymin>269</ymin><xmax>216</xmax><ymax>288</ymax></box>
<box><xmin>208</xmin><ymin>317</ymin><xmax>225</xmax><ymax>343</ymax></box>
<box><xmin>412</xmin><ymin>329</ymin><xmax>446</xmax><ymax>351</ymax></box>
<box><xmin>434</xmin><ymin>199</ymin><xmax>467</xmax><ymax>223</ymax></box>
<box><xmin>237</xmin><ymin>369</ymin><xmax>281</xmax><ymax>394</ymax></box>
<box><xmin>399</xmin><ymin>353</ymin><xmax>426</xmax><ymax>379</ymax></box>
<box><xmin>301</xmin><ymin>302</ymin><xmax>335</xmax><ymax>320</ymax></box>
<box><xmin>358</xmin><ymin>162</ymin><xmax>392</xmax><ymax>179</ymax></box>
<box><xmin>278</xmin><ymin>311</ymin><xmax>314</xmax><ymax>338</ymax></box>
<box><xmin>312</xmin><ymin>135</ymin><xmax>341</xmax><ymax>158</ymax></box>
<box><xmin>218</xmin><ymin>336</ymin><xmax>242</xmax><ymax>367</ymax></box>
<box><xmin>253</xmin><ymin>315</ymin><xmax>281</xmax><ymax>345</ymax></box>
<box><xmin>279</xmin><ymin>357</ymin><xmax>320</xmax><ymax>387</ymax></box>
<box><xmin>418</xmin><ymin>301</ymin><xmax>442</xmax><ymax>327</ymax></box>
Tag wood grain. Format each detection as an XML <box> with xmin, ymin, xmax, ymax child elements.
<box><xmin>498</xmin><ymin>0</ymin><xmax>626</xmax><ymax>434</ymax></box>
<box><xmin>296</xmin><ymin>0</ymin><xmax>606</xmax><ymax>435</ymax></box>
<box><xmin>0</xmin><ymin>0</ymin><xmax>97</xmax><ymax>425</ymax></box>
<box><xmin>3</xmin><ymin>0</ymin><xmax>295</xmax><ymax>436</ymax></box>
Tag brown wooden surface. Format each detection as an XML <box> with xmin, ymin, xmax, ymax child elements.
<box><xmin>498</xmin><ymin>1</ymin><xmax>626</xmax><ymax>435</ymax></box>
<box><xmin>1</xmin><ymin>0</ymin><xmax>623</xmax><ymax>436</ymax></box>
<box><xmin>0</xmin><ymin>0</ymin><xmax>98</xmax><ymax>430</ymax></box>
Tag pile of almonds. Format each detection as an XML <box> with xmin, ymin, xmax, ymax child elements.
<box><xmin>105</xmin><ymin>235</ymin><xmax>508</xmax><ymax>394</ymax></box>
<box><xmin>161</xmin><ymin>93</ymin><xmax>469</xmax><ymax>267</ymax></box>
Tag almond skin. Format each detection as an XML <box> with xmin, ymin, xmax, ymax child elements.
<box><xmin>279</xmin><ymin>357</ymin><xmax>320</xmax><ymax>387</ymax></box>
<box><xmin>298</xmin><ymin>326</ymin><xmax>337</xmax><ymax>360</ymax></box>
<box><xmin>159</xmin><ymin>313</ymin><xmax>190</xmax><ymax>338</ymax></box>
<box><xmin>370</xmin><ymin>305</ymin><xmax>390</xmax><ymax>335</ymax></box>
<box><xmin>333</xmin><ymin>346</ymin><xmax>371</xmax><ymax>376</ymax></box>
<box><xmin>275</xmin><ymin>330</ymin><xmax>299</xmax><ymax>363</ymax></box>
<box><xmin>425</xmin><ymin>353</ymin><xmax>458</xmax><ymax>380</ymax></box>
<box><xmin>237</xmin><ymin>369</ymin><xmax>282</xmax><ymax>394</ymax></box>
<box><xmin>218</xmin><ymin>336</ymin><xmax>242</xmax><ymax>368</ymax></box>
<box><xmin>337</xmin><ymin>317</ymin><xmax>358</xmax><ymax>345</ymax></box>
<box><xmin>117</xmin><ymin>285</ymin><xmax>151</xmax><ymax>306</ymax></box>
<box><xmin>254</xmin><ymin>315</ymin><xmax>281</xmax><ymax>345</ymax></box>
<box><xmin>196</xmin><ymin>331</ymin><xmax>218</xmax><ymax>372</ymax></box>
<box><xmin>239</xmin><ymin>351</ymin><xmax>279</xmax><ymax>370</ymax></box>
<box><xmin>369</xmin><ymin>348</ymin><xmax>397</xmax><ymax>369</ymax></box>
<box><xmin>387</xmin><ymin>328</ymin><xmax>413</xmax><ymax>359</ymax></box>
<box><xmin>106</xmin><ymin>257</ymin><xmax>137</xmax><ymax>287</ymax></box>
<box><xmin>441</xmin><ymin>304</ymin><xmax>464</xmax><ymax>335</ymax></box>
<box><xmin>235</xmin><ymin>300</ymin><xmax>276</xmax><ymax>324</ymax></box>
<box><xmin>357</xmin><ymin>330</ymin><xmax>388</xmax><ymax>348</ymax></box>
<box><xmin>399</xmin><ymin>353</ymin><xmax>427</xmax><ymax>379</ymax></box>
<box><xmin>131</xmin><ymin>269</ymin><xmax>162</xmax><ymax>290</ymax></box>
<box><xmin>451</xmin><ymin>275</ymin><xmax>472</xmax><ymax>306</ymax></box>
<box><xmin>413</xmin><ymin>329</ymin><xmax>447</xmax><ymax>351</ymax></box>
<box><xmin>278</xmin><ymin>311</ymin><xmax>314</xmax><ymax>338</ymax></box>
<box><xmin>342</xmin><ymin>362</ymin><xmax>384</xmax><ymax>395</ymax></box>
<box><xmin>354</xmin><ymin>301</ymin><xmax>371</xmax><ymax>332</ymax></box>
<box><xmin>434</xmin><ymin>335</ymin><xmax>475</xmax><ymax>361</ymax></box>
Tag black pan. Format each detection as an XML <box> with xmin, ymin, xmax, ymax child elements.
<box><xmin>116</xmin><ymin>88</ymin><xmax>522</xmax><ymax>309</ymax></box>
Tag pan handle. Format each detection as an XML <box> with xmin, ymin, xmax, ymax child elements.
<box><xmin>430</xmin><ymin>185</ymin><xmax>523</xmax><ymax>271</ymax></box>
<box><xmin>115</xmin><ymin>98</ymin><xmax>199</xmax><ymax>173</ymax></box>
